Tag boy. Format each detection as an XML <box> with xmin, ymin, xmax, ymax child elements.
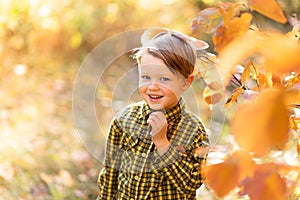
<box><xmin>97</xmin><ymin>28</ymin><xmax>209</xmax><ymax>200</ymax></box>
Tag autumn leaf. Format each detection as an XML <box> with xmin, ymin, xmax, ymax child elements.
<box><xmin>192</xmin><ymin>7</ymin><xmax>223</xmax><ymax>35</ymax></box>
<box><xmin>297</xmin><ymin>136</ymin><xmax>300</xmax><ymax>160</ymax></box>
<box><xmin>249</xmin><ymin>0</ymin><xmax>287</xmax><ymax>23</ymax></box>
<box><xmin>203</xmin><ymin>85</ymin><xmax>223</xmax><ymax>105</ymax></box>
<box><xmin>241</xmin><ymin>61</ymin><xmax>253</xmax><ymax>84</ymax></box>
<box><xmin>286</xmin><ymin>26</ymin><xmax>300</xmax><ymax>42</ymax></box>
<box><xmin>272</xmin><ymin>73</ymin><xmax>283</xmax><ymax>89</ymax></box>
<box><xmin>284</xmin><ymin>74</ymin><xmax>300</xmax><ymax>88</ymax></box>
<box><xmin>284</xmin><ymin>83</ymin><xmax>300</xmax><ymax>108</ymax></box>
<box><xmin>225</xmin><ymin>87</ymin><xmax>244</xmax><ymax>107</ymax></box>
<box><xmin>218</xmin><ymin>31</ymin><xmax>300</xmax><ymax>85</ymax></box>
<box><xmin>290</xmin><ymin>115</ymin><xmax>300</xmax><ymax>131</ymax></box>
<box><xmin>213</xmin><ymin>10</ymin><xmax>252</xmax><ymax>53</ymax></box>
<box><xmin>202</xmin><ymin>65</ymin><xmax>223</xmax><ymax>89</ymax></box>
<box><xmin>197</xmin><ymin>53</ymin><xmax>224</xmax><ymax>105</ymax></box>
<box><xmin>205</xmin><ymin>150</ymin><xmax>255</xmax><ymax>197</ymax></box>
<box><xmin>242</xmin><ymin>163</ymin><xmax>288</xmax><ymax>200</ymax></box>
<box><xmin>262</xmin><ymin>35</ymin><xmax>300</xmax><ymax>74</ymax></box>
<box><xmin>232</xmin><ymin>89</ymin><xmax>290</xmax><ymax>156</ymax></box>
<box><xmin>257</xmin><ymin>69</ymin><xmax>274</xmax><ymax>90</ymax></box>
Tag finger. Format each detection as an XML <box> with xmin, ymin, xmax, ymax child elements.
<box><xmin>148</xmin><ymin>116</ymin><xmax>160</xmax><ymax>126</ymax></box>
<box><xmin>148</xmin><ymin>116</ymin><xmax>163</xmax><ymax>128</ymax></box>
<box><xmin>150</xmin><ymin>111</ymin><xmax>166</xmax><ymax>121</ymax></box>
<box><xmin>147</xmin><ymin>116</ymin><xmax>160</xmax><ymax>127</ymax></box>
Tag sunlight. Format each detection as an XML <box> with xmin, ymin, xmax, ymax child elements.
<box><xmin>161</xmin><ymin>0</ymin><xmax>175</xmax><ymax>5</ymax></box>
<box><xmin>160</xmin><ymin>14</ymin><xmax>172</xmax><ymax>25</ymax></box>
<box><xmin>29</xmin><ymin>0</ymin><xmax>39</xmax><ymax>7</ymax></box>
<box><xmin>38</xmin><ymin>5</ymin><xmax>51</xmax><ymax>17</ymax></box>
<box><xmin>137</xmin><ymin>0</ymin><xmax>160</xmax><ymax>9</ymax></box>
<box><xmin>14</xmin><ymin>64</ymin><xmax>27</xmax><ymax>75</ymax></box>
<box><xmin>41</xmin><ymin>17</ymin><xmax>60</xmax><ymax>31</ymax></box>
<box><xmin>105</xmin><ymin>3</ymin><xmax>119</xmax><ymax>23</ymax></box>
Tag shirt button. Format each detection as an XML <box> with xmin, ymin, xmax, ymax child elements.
<box><xmin>141</xmin><ymin>153</ymin><xmax>146</xmax><ymax>157</ymax></box>
<box><xmin>134</xmin><ymin>175</ymin><xmax>139</xmax><ymax>180</ymax></box>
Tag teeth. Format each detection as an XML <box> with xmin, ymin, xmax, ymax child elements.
<box><xmin>150</xmin><ymin>95</ymin><xmax>161</xmax><ymax>99</ymax></box>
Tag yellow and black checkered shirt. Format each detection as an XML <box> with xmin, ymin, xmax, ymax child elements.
<box><xmin>97</xmin><ymin>99</ymin><xmax>209</xmax><ymax>200</ymax></box>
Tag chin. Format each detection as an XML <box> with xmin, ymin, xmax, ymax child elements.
<box><xmin>149</xmin><ymin>104</ymin><xmax>165</xmax><ymax>111</ymax></box>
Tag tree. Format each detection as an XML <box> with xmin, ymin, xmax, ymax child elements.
<box><xmin>192</xmin><ymin>0</ymin><xmax>300</xmax><ymax>199</ymax></box>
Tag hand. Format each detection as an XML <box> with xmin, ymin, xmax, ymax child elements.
<box><xmin>147</xmin><ymin>111</ymin><xmax>170</xmax><ymax>155</ymax></box>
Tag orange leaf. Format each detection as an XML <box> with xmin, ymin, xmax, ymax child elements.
<box><xmin>203</xmin><ymin>86</ymin><xmax>223</xmax><ymax>105</ymax></box>
<box><xmin>213</xmin><ymin>12</ymin><xmax>252</xmax><ymax>53</ymax></box>
<box><xmin>263</xmin><ymin>36</ymin><xmax>300</xmax><ymax>73</ymax></box>
<box><xmin>225</xmin><ymin>87</ymin><xmax>244</xmax><ymax>107</ymax></box>
<box><xmin>205</xmin><ymin>150</ymin><xmax>255</xmax><ymax>197</ymax></box>
<box><xmin>232</xmin><ymin>89</ymin><xmax>290</xmax><ymax>156</ymax></box>
<box><xmin>252</xmin><ymin>67</ymin><xmax>273</xmax><ymax>90</ymax></box>
<box><xmin>242</xmin><ymin>163</ymin><xmax>288</xmax><ymax>200</ymax></box>
<box><xmin>218</xmin><ymin>32</ymin><xmax>300</xmax><ymax>85</ymax></box>
<box><xmin>284</xmin><ymin>83</ymin><xmax>300</xmax><ymax>108</ymax></box>
<box><xmin>249</xmin><ymin>0</ymin><xmax>287</xmax><ymax>23</ymax></box>
<box><xmin>241</xmin><ymin>61</ymin><xmax>253</xmax><ymax>84</ymax></box>
<box><xmin>272</xmin><ymin>73</ymin><xmax>283</xmax><ymax>89</ymax></box>
<box><xmin>298</xmin><ymin>136</ymin><xmax>300</xmax><ymax>159</ymax></box>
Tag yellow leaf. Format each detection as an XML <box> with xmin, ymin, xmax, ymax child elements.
<box><xmin>225</xmin><ymin>87</ymin><xmax>244</xmax><ymax>107</ymax></box>
<box><xmin>241</xmin><ymin>61</ymin><xmax>253</xmax><ymax>84</ymax></box>
<box><xmin>232</xmin><ymin>89</ymin><xmax>289</xmax><ymax>156</ymax></box>
<box><xmin>257</xmin><ymin>69</ymin><xmax>272</xmax><ymax>89</ymax></box>
<box><xmin>290</xmin><ymin>115</ymin><xmax>300</xmax><ymax>131</ymax></box>
<box><xmin>249</xmin><ymin>0</ymin><xmax>287</xmax><ymax>23</ymax></box>
<box><xmin>205</xmin><ymin>150</ymin><xmax>255</xmax><ymax>197</ymax></box>
<box><xmin>286</xmin><ymin>26</ymin><xmax>300</xmax><ymax>42</ymax></box>
<box><xmin>284</xmin><ymin>74</ymin><xmax>300</xmax><ymax>88</ymax></box>
<box><xmin>70</xmin><ymin>32</ymin><xmax>82</xmax><ymax>48</ymax></box>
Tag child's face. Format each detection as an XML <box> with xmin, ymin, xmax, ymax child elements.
<box><xmin>138</xmin><ymin>52</ymin><xmax>193</xmax><ymax>110</ymax></box>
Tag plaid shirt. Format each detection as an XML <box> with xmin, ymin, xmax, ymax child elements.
<box><xmin>97</xmin><ymin>99</ymin><xmax>209</xmax><ymax>200</ymax></box>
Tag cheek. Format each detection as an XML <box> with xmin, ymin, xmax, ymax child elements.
<box><xmin>168</xmin><ymin>87</ymin><xmax>184</xmax><ymax>98</ymax></box>
<box><xmin>163</xmin><ymin>84</ymin><xmax>181</xmax><ymax>94</ymax></box>
<box><xmin>139</xmin><ymin>84</ymin><xmax>147</xmax><ymax>94</ymax></box>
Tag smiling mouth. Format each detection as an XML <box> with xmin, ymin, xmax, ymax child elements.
<box><xmin>149</xmin><ymin>95</ymin><xmax>163</xmax><ymax>99</ymax></box>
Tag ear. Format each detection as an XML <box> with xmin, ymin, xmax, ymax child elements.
<box><xmin>183</xmin><ymin>74</ymin><xmax>194</xmax><ymax>91</ymax></box>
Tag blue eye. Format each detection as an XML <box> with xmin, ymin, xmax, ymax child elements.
<box><xmin>160</xmin><ymin>77</ymin><xmax>170</xmax><ymax>81</ymax></box>
<box><xmin>141</xmin><ymin>75</ymin><xmax>150</xmax><ymax>80</ymax></box>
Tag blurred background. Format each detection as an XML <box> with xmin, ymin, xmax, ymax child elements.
<box><xmin>0</xmin><ymin>0</ymin><xmax>299</xmax><ymax>199</ymax></box>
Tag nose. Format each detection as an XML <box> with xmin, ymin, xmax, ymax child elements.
<box><xmin>148</xmin><ymin>81</ymin><xmax>160</xmax><ymax>91</ymax></box>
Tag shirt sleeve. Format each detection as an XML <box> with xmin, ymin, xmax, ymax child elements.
<box><xmin>97</xmin><ymin>119</ymin><xmax>123</xmax><ymax>200</ymax></box>
<box><xmin>151</xmin><ymin>128</ymin><xmax>209</xmax><ymax>195</ymax></box>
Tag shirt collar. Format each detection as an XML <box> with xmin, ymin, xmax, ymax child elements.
<box><xmin>139</xmin><ymin>98</ymin><xmax>185</xmax><ymax>123</ymax></box>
